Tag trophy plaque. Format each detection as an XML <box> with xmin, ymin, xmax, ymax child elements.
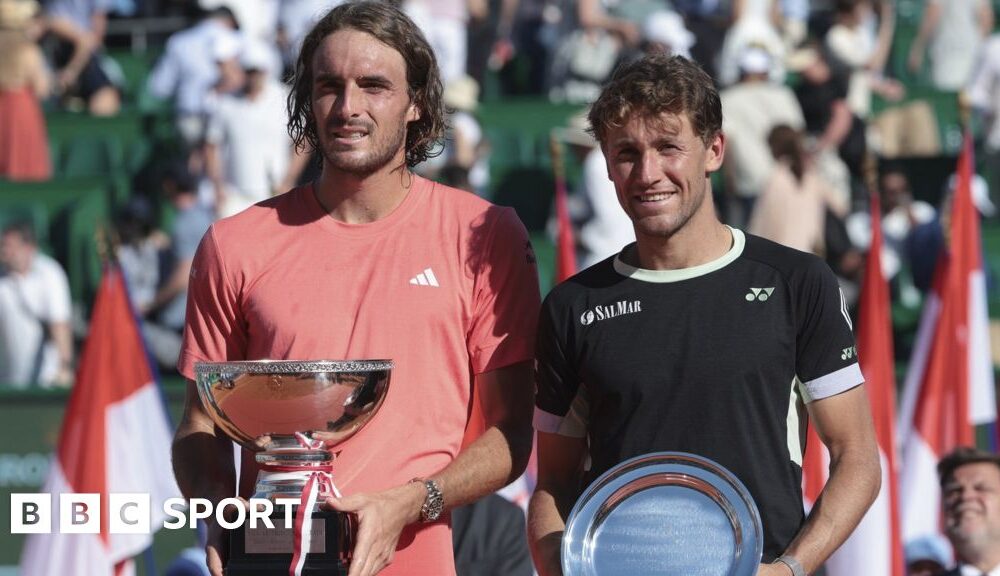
<box><xmin>562</xmin><ymin>452</ymin><xmax>762</xmax><ymax>576</ymax></box>
<box><xmin>195</xmin><ymin>360</ymin><xmax>393</xmax><ymax>576</ymax></box>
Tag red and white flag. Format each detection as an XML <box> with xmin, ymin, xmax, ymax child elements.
<box><xmin>20</xmin><ymin>267</ymin><xmax>180</xmax><ymax>575</ymax></box>
<box><xmin>802</xmin><ymin>193</ymin><xmax>903</xmax><ymax>575</ymax></box>
<box><xmin>897</xmin><ymin>132</ymin><xmax>996</xmax><ymax>545</ymax></box>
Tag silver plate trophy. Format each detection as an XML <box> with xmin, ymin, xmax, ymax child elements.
<box><xmin>195</xmin><ymin>360</ymin><xmax>393</xmax><ymax>576</ymax></box>
<box><xmin>563</xmin><ymin>452</ymin><xmax>763</xmax><ymax>576</ymax></box>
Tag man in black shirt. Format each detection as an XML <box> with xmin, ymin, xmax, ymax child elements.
<box><xmin>527</xmin><ymin>55</ymin><xmax>881</xmax><ymax>576</ymax></box>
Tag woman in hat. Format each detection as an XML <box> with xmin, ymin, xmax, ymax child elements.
<box><xmin>0</xmin><ymin>0</ymin><xmax>51</xmax><ymax>181</ymax></box>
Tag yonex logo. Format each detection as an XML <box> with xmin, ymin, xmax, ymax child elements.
<box><xmin>745</xmin><ymin>287</ymin><xmax>775</xmax><ymax>302</ymax></box>
<box><xmin>841</xmin><ymin>346</ymin><xmax>857</xmax><ymax>360</ymax></box>
<box><xmin>409</xmin><ymin>268</ymin><xmax>439</xmax><ymax>287</ymax></box>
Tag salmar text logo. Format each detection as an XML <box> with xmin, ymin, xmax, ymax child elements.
<box><xmin>580</xmin><ymin>300</ymin><xmax>642</xmax><ymax>326</ymax></box>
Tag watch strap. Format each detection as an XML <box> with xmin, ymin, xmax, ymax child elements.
<box><xmin>775</xmin><ymin>554</ymin><xmax>806</xmax><ymax>576</ymax></box>
<box><xmin>410</xmin><ymin>477</ymin><xmax>443</xmax><ymax>523</ymax></box>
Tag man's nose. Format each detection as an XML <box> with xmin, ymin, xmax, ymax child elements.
<box><xmin>333</xmin><ymin>85</ymin><xmax>360</xmax><ymax>119</ymax></box>
<box><xmin>633</xmin><ymin>151</ymin><xmax>663</xmax><ymax>187</ymax></box>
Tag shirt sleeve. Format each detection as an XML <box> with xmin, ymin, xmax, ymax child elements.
<box><xmin>42</xmin><ymin>258</ymin><xmax>72</xmax><ymax>324</ymax></box>
<box><xmin>146</xmin><ymin>43</ymin><xmax>179</xmax><ymax>100</ymax></box>
<box><xmin>466</xmin><ymin>207</ymin><xmax>541</xmax><ymax>375</ymax></box>
<box><xmin>177</xmin><ymin>225</ymin><xmax>247</xmax><ymax>379</ymax></box>
<box><xmin>533</xmin><ymin>292</ymin><xmax>586</xmax><ymax>436</ymax></box>
<box><xmin>794</xmin><ymin>257</ymin><xmax>864</xmax><ymax>402</ymax></box>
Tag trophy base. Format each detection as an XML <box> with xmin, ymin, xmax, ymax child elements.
<box><xmin>225</xmin><ymin>510</ymin><xmax>352</xmax><ymax>576</ymax></box>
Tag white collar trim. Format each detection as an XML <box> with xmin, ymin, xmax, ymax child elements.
<box><xmin>613</xmin><ymin>227</ymin><xmax>745</xmax><ymax>283</ymax></box>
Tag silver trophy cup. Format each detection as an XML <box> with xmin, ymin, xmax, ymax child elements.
<box><xmin>194</xmin><ymin>359</ymin><xmax>393</xmax><ymax>576</ymax></box>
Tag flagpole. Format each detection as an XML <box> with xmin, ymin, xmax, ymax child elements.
<box><xmin>549</xmin><ymin>132</ymin><xmax>576</xmax><ymax>282</ymax></box>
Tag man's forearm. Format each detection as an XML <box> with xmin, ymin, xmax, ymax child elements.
<box><xmin>432</xmin><ymin>421</ymin><xmax>532</xmax><ymax>511</ymax></box>
<box><xmin>172</xmin><ymin>414</ymin><xmax>236</xmax><ymax>502</ymax></box>
<box><xmin>50</xmin><ymin>321</ymin><xmax>73</xmax><ymax>368</ymax></box>
<box><xmin>528</xmin><ymin>489</ymin><xmax>568</xmax><ymax>576</ymax></box>
<box><xmin>172</xmin><ymin>431</ymin><xmax>235</xmax><ymax>502</ymax></box>
<box><xmin>781</xmin><ymin>445</ymin><xmax>881</xmax><ymax>572</ymax></box>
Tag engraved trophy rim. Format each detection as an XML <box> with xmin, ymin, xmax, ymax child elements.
<box><xmin>194</xmin><ymin>359</ymin><xmax>394</xmax><ymax>374</ymax></box>
<box><xmin>562</xmin><ymin>451</ymin><xmax>763</xmax><ymax>576</ymax></box>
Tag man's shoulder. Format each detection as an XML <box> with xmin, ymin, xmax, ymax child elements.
<box><xmin>418</xmin><ymin>177</ymin><xmax>525</xmax><ymax>232</ymax></box>
<box><xmin>543</xmin><ymin>257</ymin><xmax>620</xmax><ymax>308</ymax></box>
<box><xmin>210</xmin><ymin>187</ymin><xmax>308</xmax><ymax>243</ymax></box>
<box><xmin>741</xmin><ymin>233</ymin><xmax>830</xmax><ymax>278</ymax></box>
<box><xmin>31</xmin><ymin>252</ymin><xmax>68</xmax><ymax>280</ymax></box>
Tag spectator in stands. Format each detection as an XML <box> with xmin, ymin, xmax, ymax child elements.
<box><xmin>825</xmin><ymin>0</ymin><xmax>902</xmax><ymax>121</ymax></box>
<box><xmin>780</xmin><ymin>0</ymin><xmax>808</xmax><ymax>49</ymax></box>
<box><xmin>147</xmin><ymin>7</ymin><xmax>242</xmax><ymax>159</ymax></box>
<box><xmin>906</xmin><ymin>172</ymin><xmax>994</xmax><ymax>294</ymax></box>
<box><xmin>205</xmin><ymin>40</ymin><xmax>307</xmax><ymax>217</ymax></box>
<box><xmin>721</xmin><ymin>46</ymin><xmax>805</xmax><ymax>226</ymax></box>
<box><xmin>673</xmin><ymin>0</ymin><xmax>729</xmax><ymax>79</ymax></box>
<box><xmin>278</xmin><ymin>0</ymin><xmax>342</xmax><ymax>74</ymax></box>
<box><xmin>936</xmin><ymin>447</ymin><xmax>1000</xmax><ymax>576</ymax></box>
<box><xmin>717</xmin><ymin>0</ymin><xmax>786</xmax><ymax>87</ymax></box>
<box><xmin>578</xmin><ymin>0</ymin><xmax>660</xmax><ymax>49</ymax></box>
<box><xmin>749</xmin><ymin>125</ymin><xmax>848</xmax><ymax>255</ymax></box>
<box><xmin>42</xmin><ymin>0</ymin><xmax>121</xmax><ymax>115</ymax></box>
<box><xmin>441</xmin><ymin>74</ymin><xmax>490</xmax><ymax>196</ymax></box>
<box><xmin>405</xmin><ymin>0</ymin><xmax>479</xmax><ymax>83</ymax></box>
<box><xmin>880</xmin><ymin>168</ymin><xmax>936</xmax><ymax>264</ymax></box>
<box><xmin>550</xmin><ymin>111</ymin><xmax>633</xmax><ymax>269</ymax></box>
<box><xmin>908</xmin><ymin>0</ymin><xmax>994</xmax><ymax>92</ymax></box>
<box><xmin>139</xmin><ymin>163</ymin><xmax>213</xmax><ymax>370</ymax></box>
<box><xmin>0</xmin><ymin>221</ymin><xmax>73</xmax><ymax>389</ymax></box>
<box><xmin>0</xmin><ymin>0</ymin><xmax>51</xmax><ymax>181</ymax></box>
<box><xmin>793</xmin><ymin>43</ymin><xmax>863</xmax><ymax>202</ymax></box>
<box><xmin>904</xmin><ymin>534</ymin><xmax>951</xmax><ymax>576</ymax></box>
<box><xmin>198</xmin><ymin>0</ymin><xmax>281</xmax><ymax>76</ymax></box>
<box><xmin>114</xmin><ymin>195</ymin><xmax>162</xmax><ymax>316</ymax></box>
<box><xmin>643</xmin><ymin>10</ymin><xmax>694</xmax><ymax>59</ymax></box>
<box><xmin>968</xmin><ymin>32</ymin><xmax>1000</xmax><ymax>203</ymax></box>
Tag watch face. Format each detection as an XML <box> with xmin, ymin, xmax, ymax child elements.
<box><xmin>422</xmin><ymin>480</ymin><xmax>444</xmax><ymax>522</ymax></box>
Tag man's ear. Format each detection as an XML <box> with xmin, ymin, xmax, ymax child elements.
<box><xmin>407</xmin><ymin>102</ymin><xmax>421</xmax><ymax>123</ymax></box>
<box><xmin>705</xmin><ymin>131</ymin><xmax>725</xmax><ymax>174</ymax></box>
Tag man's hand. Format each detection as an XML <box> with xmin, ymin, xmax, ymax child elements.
<box><xmin>322</xmin><ymin>481</ymin><xmax>425</xmax><ymax>576</ymax></box>
<box><xmin>204</xmin><ymin>497</ymin><xmax>251</xmax><ymax>576</ymax></box>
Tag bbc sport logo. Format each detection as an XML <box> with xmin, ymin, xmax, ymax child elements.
<box><xmin>10</xmin><ymin>493</ymin><xmax>301</xmax><ymax>534</ymax></box>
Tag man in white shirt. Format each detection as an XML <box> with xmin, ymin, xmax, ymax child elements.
<box><xmin>720</xmin><ymin>46</ymin><xmax>804</xmax><ymax>226</ymax></box>
<box><xmin>147</xmin><ymin>7</ymin><xmax>242</xmax><ymax>149</ymax></box>
<box><xmin>968</xmin><ymin>33</ymin><xmax>1000</xmax><ymax>203</ymax></box>
<box><xmin>205</xmin><ymin>41</ymin><xmax>306</xmax><ymax>217</ymax></box>
<box><xmin>0</xmin><ymin>221</ymin><xmax>73</xmax><ymax>389</ymax></box>
<box><xmin>938</xmin><ymin>447</ymin><xmax>1000</xmax><ymax>576</ymax></box>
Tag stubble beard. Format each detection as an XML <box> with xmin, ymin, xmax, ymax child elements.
<box><xmin>630</xmin><ymin>183</ymin><xmax>706</xmax><ymax>240</ymax></box>
<box><xmin>321</xmin><ymin>120</ymin><xmax>409</xmax><ymax>176</ymax></box>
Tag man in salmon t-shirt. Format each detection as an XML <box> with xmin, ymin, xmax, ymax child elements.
<box><xmin>171</xmin><ymin>3</ymin><xmax>541</xmax><ymax>576</ymax></box>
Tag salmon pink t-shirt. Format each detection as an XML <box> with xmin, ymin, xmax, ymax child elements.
<box><xmin>178</xmin><ymin>176</ymin><xmax>541</xmax><ymax>574</ymax></box>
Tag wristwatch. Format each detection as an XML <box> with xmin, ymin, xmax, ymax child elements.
<box><xmin>411</xmin><ymin>478</ymin><xmax>444</xmax><ymax>523</ymax></box>
<box><xmin>774</xmin><ymin>554</ymin><xmax>806</xmax><ymax>576</ymax></box>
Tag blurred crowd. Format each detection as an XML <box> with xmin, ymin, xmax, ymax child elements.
<box><xmin>1</xmin><ymin>0</ymin><xmax>999</xmax><ymax>392</ymax></box>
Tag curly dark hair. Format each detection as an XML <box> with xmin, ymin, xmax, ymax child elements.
<box><xmin>287</xmin><ymin>1</ymin><xmax>445</xmax><ymax>168</ymax></box>
<box><xmin>587</xmin><ymin>55</ymin><xmax>722</xmax><ymax>148</ymax></box>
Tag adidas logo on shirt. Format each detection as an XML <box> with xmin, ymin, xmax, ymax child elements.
<box><xmin>409</xmin><ymin>268</ymin><xmax>439</xmax><ymax>287</ymax></box>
